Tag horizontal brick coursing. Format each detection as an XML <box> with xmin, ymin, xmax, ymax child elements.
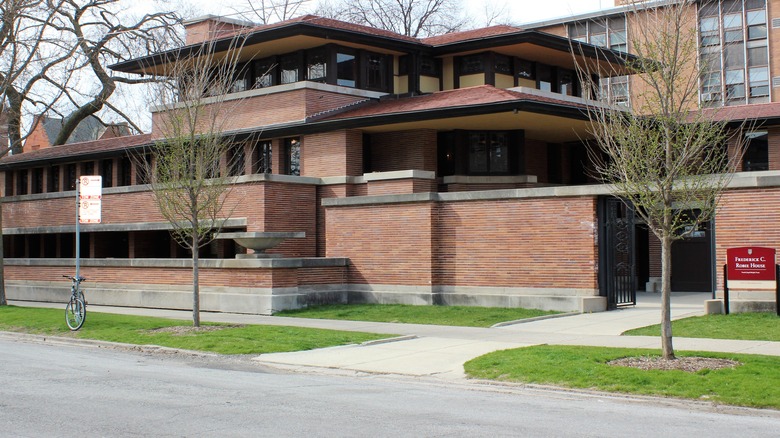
<box><xmin>369</xmin><ymin>130</ymin><xmax>437</xmax><ymax>173</ymax></box>
<box><xmin>151</xmin><ymin>89</ymin><xmax>366</xmax><ymax>140</ymax></box>
<box><xmin>5</xmin><ymin>264</ymin><xmax>296</xmax><ymax>288</ymax></box>
<box><xmin>366</xmin><ymin>178</ymin><xmax>437</xmax><ymax>196</ymax></box>
<box><xmin>3</xmin><ymin>179</ymin><xmax>317</xmax><ymax>258</ymax></box>
<box><xmin>325</xmin><ymin>196</ymin><xmax>599</xmax><ymax>290</ymax></box>
<box><xmin>434</xmin><ymin>197</ymin><xmax>599</xmax><ymax>289</ymax></box>
<box><xmin>326</xmin><ymin>203</ymin><xmax>434</xmax><ymax>286</ymax></box>
<box><xmin>302</xmin><ymin>130</ymin><xmax>363</xmax><ymax>177</ymax></box>
<box><xmin>715</xmin><ymin>188</ymin><xmax>780</xmax><ymax>290</ymax></box>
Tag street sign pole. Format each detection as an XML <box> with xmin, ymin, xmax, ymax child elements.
<box><xmin>75</xmin><ymin>179</ymin><xmax>81</xmax><ymax>279</ymax></box>
<box><xmin>75</xmin><ymin>176</ymin><xmax>102</xmax><ymax>280</ymax></box>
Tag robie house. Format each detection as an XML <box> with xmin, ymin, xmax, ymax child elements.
<box><xmin>3</xmin><ymin>1</ymin><xmax>780</xmax><ymax>314</ymax></box>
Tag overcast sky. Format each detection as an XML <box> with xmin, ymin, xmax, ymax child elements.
<box><xmin>179</xmin><ymin>0</ymin><xmax>612</xmax><ymax>26</ymax></box>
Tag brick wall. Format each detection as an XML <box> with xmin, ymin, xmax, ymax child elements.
<box><xmin>2</xmin><ymin>179</ymin><xmax>318</xmax><ymax>258</ymax></box>
<box><xmin>369</xmin><ymin>130</ymin><xmax>437</xmax><ymax>172</ymax></box>
<box><xmin>715</xmin><ymin>187</ymin><xmax>780</xmax><ymax>290</ymax></box>
<box><xmin>326</xmin><ymin>202</ymin><xmax>434</xmax><ymax>286</ymax></box>
<box><xmin>434</xmin><ymin>197</ymin><xmax>598</xmax><ymax>289</ymax></box>
<box><xmin>302</xmin><ymin>130</ymin><xmax>363</xmax><ymax>177</ymax></box>
<box><xmin>366</xmin><ymin>178</ymin><xmax>437</xmax><ymax>196</ymax></box>
<box><xmin>325</xmin><ymin>195</ymin><xmax>599</xmax><ymax>290</ymax></box>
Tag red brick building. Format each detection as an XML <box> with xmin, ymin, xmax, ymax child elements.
<box><xmin>2</xmin><ymin>2</ymin><xmax>779</xmax><ymax>314</ymax></box>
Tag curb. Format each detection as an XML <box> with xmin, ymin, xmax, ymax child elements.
<box><xmin>491</xmin><ymin>312</ymin><xmax>580</xmax><ymax>328</ymax></box>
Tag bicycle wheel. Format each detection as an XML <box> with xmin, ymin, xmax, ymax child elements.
<box><xmin>65</xmin><ymin>297</ymin><xmax>86</xmax><ymax>331</ymax></box>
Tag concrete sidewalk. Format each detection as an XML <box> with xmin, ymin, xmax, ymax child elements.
<box><xmin>10</xmin><ymin>292</ymin><xmax>780</xmax><ymax>380</ymax></box>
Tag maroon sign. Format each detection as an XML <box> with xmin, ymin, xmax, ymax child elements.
<box><xmin>727</xmin><ymin>247</ymin><xmax>776</xmax><ymax>282</ymax></box>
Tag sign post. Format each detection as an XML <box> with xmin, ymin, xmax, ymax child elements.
<box><xmin>724</xmin><ymin>247</ymin><xmax>777</xmax><ymax>315</ymax></box>
<box><xmin>76</xmin><ymin>176</ymin><xmax>102</xmax><ymax>279</ymax></box>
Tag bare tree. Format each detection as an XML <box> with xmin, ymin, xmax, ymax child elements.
<box><xmin>0</xmin><ymin>0</ymin><xmax>181</xmax><ymax>153</ymax></box>
<box><xmin>316</xmin><ymin>0</ymin><xmax>466</xmax><ymax>37</ymax></box>
<box><xmin>234</xmin><ymin>0</ymin><xmax>313</xmax><ymax>25</ymax></box>
<box><xmin>140</xmin><ymin>38</ymin><xmax>249</xmax><ymax>327</ymax></box>
<box><xmin>0</xmin><ymin>0</ymin><xmax>179</xmax><ymax>307</ymax></box>
<box><xmin>577</xmin><ymin>1</ymin><xmax>746</xmax><ymax>359</ymax></box>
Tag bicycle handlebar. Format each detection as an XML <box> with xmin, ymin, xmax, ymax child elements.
<box><xmin>62</xmin><ymin>275</ymin><xmax>86</xmax><ymax>282</ymax></box>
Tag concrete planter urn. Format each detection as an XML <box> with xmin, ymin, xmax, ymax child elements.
<box><xmin>215</xmin><ymin>232</ymin><xmax>305</xmax><ymax>258</ymax></box>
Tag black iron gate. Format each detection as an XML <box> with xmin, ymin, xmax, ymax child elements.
<box><xmin>598</xmin><ymin>196</ymin><xmax>637</xmax><ymax>309</ymax></box>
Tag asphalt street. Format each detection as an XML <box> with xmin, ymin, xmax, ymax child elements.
<box><xmin>2</xmin><ymin>336</ymin><xmax>779</xmax><ymax>437</ymax></box>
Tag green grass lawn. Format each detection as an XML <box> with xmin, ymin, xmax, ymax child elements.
<box><xmin>0</xmin><ymin>306</ymin><xmax>389</xmax><ymax>355</ymax></box>
<box><xmin>276</xmin><ymin>303</ymin><xmax>561</xmax><ymax>327</ymax></box>
<box><xmin>465</xmin><ymin>345</ymin><xmax>780</xmax><ymax>409</ymax></box>
<box><xmin>624</xmin><ymin>312</ymin><xmax>780</xmax><ymax>341</ymax></box>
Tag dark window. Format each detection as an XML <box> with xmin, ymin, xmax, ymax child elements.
<box><xmin>280</xmin><ymin>53</ymin><xmax>300</xmax><ymax>84</ymax></box>
<box><xmin>4</xmin><ymin>171</ymin><xmax>13</xmax><ymax>196</ymax></box>
<box><xmin>284</xmin><ymin>137</ymin><xmax>300</xmax><ymax>176</ymax></box>
<box><xmin>119</xmin><ymin>156</ymin><xmax>132</xmax><ymax>186</ymax></box>
<box><xmin>460</xmin><ymin>54</ymin><xmax>485</xmax><ymax>74</ymax></box>
<box><xmin>82</xmin><ymin>161</ymin><xmax>94</xmax><ymax>176</ymax></box>
<box><xmin>336</xmin><ymin>51</ymin><xmax>356</xmax><ymax>87</ymax></box>
<box><xmin>253</xmin><ymin>140</ymin><xmax>272</xmax><ymax>174</ymax></box>
<box><xmin>494</xmin><ymin>54</ymin><xmax>512</xmax><ymax>75</ymax></box>
<box><xmin>16</xmin><ymin>170</ymin><xmax>27</xmax><ymax>195</ymax></box>
<box><xmin>547</xmin><ymin>144</ymin><xmax>562</xmax><ymax>184</ymax></box>
<box><xmin>66</xmin><ymin>164</ymin><xmax>77</xmax><ymax>190</ymax></box>
<box><xmin>468</xmin><ymin>132</ymin><xmax>510</xmax><ymax>174</ymax></box>
<box><xmin>398</xmin><ymin>55</ymin><xmax>410</xmax><ymax>76</ymax></box>
<box><xmin>558</xmin><ymin>69</ymin><xmax>576</xmax><ymax>96</ymax></box>
<box><xmin>137</xmin><ymin>155</ymin><xmax>152</xmax><ymax>185</ymax></box>
<box><xmin>419</xmin><ymin>56</ymin><xmax>440</xmax><ymax>76</ymax></box>
<box><xmin>47</xmin><ymin>165</ymin><xmax>60</xmax><ymax>192</ymax></box>
<box><xmin>306</xmin><ymin>48</ymin><xmax>328</xmax><ymax>82</ymax></box>
<box><xmin>253</xmin><ymin>57</ymin><xmax>277</xmax><ymax>88</ymax></box>
<box><xmin>516</xmin><ymin>60</ymin><xmax>535</xmax><ymax>80</ymax></box>
<box><xmin>363</xmin><ymin>52</ymin><xmax>388</xmax><ymax>91</ymax></box>
<box><xmin>744</xmin><ymin>134</ymin><xmax>769</xmax><ymax>171</ymax></box>
<box><xmin>226</xmin><ymin>143</ymin><xmax>245</xmax><ymax>177</ymax></box>
<box><xmin>101</xmin><ymin>159</ymin><xmax>113</xmax><ymax>188</ymax></box>
<box><xmin>537</xmin><ymin>64</ymin><xmax>554</xmax><ymax>92</ymax></box>
<box><xmin>31</xmin><ymin>168</ymin><xmax>43</xmax><ymax>194</ymax></box>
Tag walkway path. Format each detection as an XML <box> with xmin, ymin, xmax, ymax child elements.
<box><xmin>10</xmin><ymin>292</ymin><xmax>780</xmax><ymax>380</ymax></box>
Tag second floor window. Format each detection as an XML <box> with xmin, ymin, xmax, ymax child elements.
<box><xmin>284</xmin><ymin>137</ymin><xmax>300</xmax><ymax>176</ymax></box>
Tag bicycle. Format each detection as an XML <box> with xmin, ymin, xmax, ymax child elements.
<box><xmin>63</xmin><ymin>275</ymin><xmax>87</xmax><ymax>331</ymax></box>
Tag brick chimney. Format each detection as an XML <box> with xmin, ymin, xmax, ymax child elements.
<box><xmin>183</xmin><ymin>15</ymin><xmax>255</xmax><ymax>45</ymax></box>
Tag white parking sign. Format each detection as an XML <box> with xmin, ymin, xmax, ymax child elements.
<box><xmin>78</xmin><ymin>176</ymin><xmax>102</xmax><ymax>224</ymax></box>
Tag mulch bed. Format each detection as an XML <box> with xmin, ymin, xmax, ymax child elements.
<box><xmin>609</xmin><ymin>356</ymin><xmax>740</xmax><ymax>372</ymax></box>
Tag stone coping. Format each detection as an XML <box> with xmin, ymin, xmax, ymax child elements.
<box><xmin>441</xmin><ymin>175</ymin><xmax>538</xmax><ymax>184</ymax></box>
<box><xmin>3</xmin><ymin>218</ymin><xmax>247</xmax><ymax>236</ymax></box>
<box><xmin>5</xmin><ymin>257</ymin><xmax>349</xmax><ymax>269</ymax></box>
<box><xmin>5</xmin><ymin>170</ymin><xmax>780</xmax><ymax>207</ymax></box>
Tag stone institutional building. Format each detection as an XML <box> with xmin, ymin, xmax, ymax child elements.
<box><xmin>2</xmin><ymin>0</ymin><xmax>779</xmax><ymax>314</ymax></box>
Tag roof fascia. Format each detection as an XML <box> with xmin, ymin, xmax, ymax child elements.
<box><xmin>431</xmin><ymin>30</ymin><xmax>635</xmax><ymax>65</ymax></box>
<box><xmin>110</xmin><ymin>22</ymin><xmax>428</xmax><ymax>74</ymax></box>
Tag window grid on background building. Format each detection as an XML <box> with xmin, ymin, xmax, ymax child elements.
<box><xmin>699</xmin><ymin>0</ymin><xmax>769</xmax><ymax>106</ymax></box>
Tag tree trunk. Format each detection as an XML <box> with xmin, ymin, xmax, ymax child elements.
<box><xmin>191</xmin><ymin>231</ymin><xmax>200</xmax><ymax>327</ymax></box>
<box><xmin>660</xmin><ymin>233</ymin><xmax>675</xmax><ymax>359</ymax></box>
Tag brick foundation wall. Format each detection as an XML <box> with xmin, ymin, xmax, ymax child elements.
<box><xmin>434</xmin><ymin>197</ymin><xmax>598</xmax><ymax>289</ymax></box>
<box><xmin>326</xmin><ymin>202</ymin><xmax>434</xmax><ymax>286</ymax></box>
<box><xmin>325</xmin><ymin>195</ymin><xmax>599</xmax><ymax>290</ymax></box>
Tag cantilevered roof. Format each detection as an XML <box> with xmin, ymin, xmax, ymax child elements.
<box><xmin>0</xmin><ymin>134</ymin><xmax>151</xmax><ymax>168</ymax></box>
<box><xmin>111</xmin><ymin>14</ymin><xmax>633</xmax><ymax>77</ymax></box>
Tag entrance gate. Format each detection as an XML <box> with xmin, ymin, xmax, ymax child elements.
<box><xmin>598</xmin><ymin>196</ymin><xmax>637</xmax><ymax>309</ymax></box>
